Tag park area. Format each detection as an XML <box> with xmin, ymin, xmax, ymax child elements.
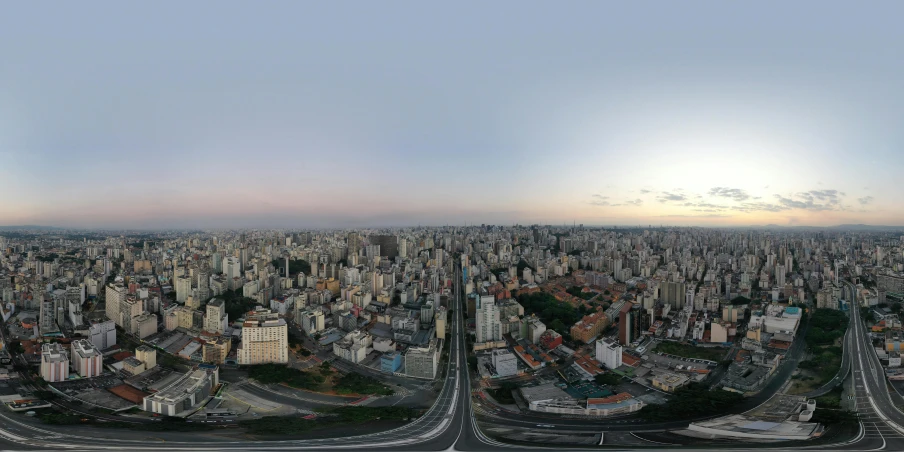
<box><xmin>248</xmin><ymin>362</ymin><xmax>394</xmax><ymax>396</ymax></box>
<box><xmin>789</xmin><ymin>309</ymin><xmax>848</xmax><ymax>395</ymax></box>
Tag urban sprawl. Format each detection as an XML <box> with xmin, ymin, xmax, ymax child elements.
<box><xmin>0</xmin><ymin>226</ymin><xmax>902</xmax><ymax>447</ymax></box>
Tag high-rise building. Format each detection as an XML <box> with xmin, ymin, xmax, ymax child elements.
<box><xmin>595</xmin><ymin>338</ymin><xmax>623</xmax><ymax>370</ymax></box>
<box><xmin>406</xmin><ymin>339</ymin><xmax>439</xmax><ymax>379</ymax></box>
<box><xmin>370</xmin><ymin>235</ymin><xmax>399</xmax><ymax>258</ymax></box>
<box><xmin>223</xmin><ymin>256</ymin><xmax>242</xmax><ymax>280</ymax></box>
<box><xmin>347</xmin><ymin>232</ymin><xmax>361</xmax><ymax>257</ymax></box>
<box><xmin>298</xmin><ymin>308</ymin><xmax>325</xmax><ymax>335</ymax></box>
<box><xmin>89</xmin><ymin>319</ymin><xmax>117</xmax><ymax>350</ymax></box>
<box><xmin>175</xmin><ymin>275</ymin><xmax>192</xmax><ymax>304</ymax></box>
<box><xmin>237</xmin><ymin>309</ymin><xmax>288</xmax><ymax>365</ymax></box>
<box><xmin>105</xmin><ymin>283</ymin><xmax>125</xmax><ymax>327</ymax></box>
<box><xmin>475</xmin><ymin>295</ymin><xmax>501</xmax><ymax>343</ymax></box>
<box><xmin>205</xmin><ymin>298</ymin><xmax>227</xmax><ymax>334</ymax></box>
<box><xmin>40</xmin><ymin>343</ymin><xmax>69</xmax><ymax>382</ymax></box>
<box><xmin>197</xmin><ymin>268</ymin><xmax>210</xmax><ymax>302</ymax></box>
<box><xmin>71</xmin><ymin>339</ymin><xmax>103</xmax><ymax>378</ymax></box>
<box><xmin>618</xmin><ymin>302</ymin><xmax>640</xmax><ymax>345</ymax></box>
<box><xmin>133</xmin><ymin>312</ymin><xmax>158</xmax><ymax>339</ymax></box>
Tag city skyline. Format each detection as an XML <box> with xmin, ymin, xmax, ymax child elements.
<box><xmin>3</xmin><ymin>1</ymin><xmax>904</xmax><ymax>228</ymax></box>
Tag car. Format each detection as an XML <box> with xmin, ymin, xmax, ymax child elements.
<box><xmin>537</xmin><ymin>424</ymin><xmax>555</xmax><ymax>428</ymax></box>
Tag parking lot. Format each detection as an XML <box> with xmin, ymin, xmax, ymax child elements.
<box><xmin>50</xmin><ymin>374</ymin><xmax>121</xmax><ymax>394</ymax></box>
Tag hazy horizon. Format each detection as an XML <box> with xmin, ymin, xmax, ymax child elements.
<box><xmin>4</xmin><ymin>1</ymin><xmax>904</xmax><ymax>229</ymax></box>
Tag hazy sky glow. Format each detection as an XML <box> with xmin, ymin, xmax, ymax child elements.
<box><xmin>3</xmin><ymin>1</ymin><xmax>904</xmax><ymax>228</ymax></box>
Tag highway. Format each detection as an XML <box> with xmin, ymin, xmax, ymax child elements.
<box><xmin>832</xmin><ymin>280</ymin><xmax>904</xmax><ymax>450</ymax></box>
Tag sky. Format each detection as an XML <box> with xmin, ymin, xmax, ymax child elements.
<box><xmin>2</xmin><ymin>1</ymin><xmax>904</xmax><ymax>229</ymax></box>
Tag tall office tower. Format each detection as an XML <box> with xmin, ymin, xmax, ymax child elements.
<box><xmin>475</xmin><ymin>295</ymin><xmax>501</xmax><ymax>343</ymax></box>
<box><xmin>399</xmin><ymin>237</ymin><xmax>409</xmax><ymax>259</ymax></box>
<box><xmin>223</xmin><ymin>256</ymin><xmax>242</xmax><ymax>279</ymax></box>
<box><xmin>618</xmin><ymin>302</ymin><xmax>641</xmax><ymax>345</ymax></box>
<box><xmin>197</xmin><ymin>268</ymin><xmax>210</xmax><ymax>302</ymax></box>
<box><xmin>211</xmin><ymin>252</ymin><xmax>223</xmax><ymax>273</ymax></box>
<box><xmin>775</xmin><ymin>264</ymin><xmax>786</xmax><ymax>288</ymax></box>
<box><xmin>175</xmin><ymin>275</ymin><xmax>192</xmax><ymax>303</ymax></box>
<box><xmin>105</xmin><ymin>283</ymin><xmax>125</xmax><ymax>327</ymax></box>
<box><xmin>204</xmin><ymin>298</ymin><xmax>227</xmax><ymax>334</ymax></box>
<box><xmin>347</xmin><ymin>232</ymin><xmax>361</xmax><ymax>257</ymax></box>
<box><xmin>370</xmin><ymin>235</ymin><xmax>399</xmax><ymax>258</ymax></box>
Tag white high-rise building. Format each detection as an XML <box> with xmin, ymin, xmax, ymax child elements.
<box><xmin>71</xmin><ymin>339</ymin><xmax>103</xmax><ymax>378</ymax></box>
<box><xmin>223</xmin><ymin>257</ymin><xmax>242</xmax><ymax>280</ymax></box>
<box><xmin>775</xmin><ymin>264</ymin><xmax>786</xmax><ymax>288</ymax></box>
<box><xmin>40</xmin><ymin>343</ymin><xmax>69</xmax><ymax>382</ymax></box>
<box><xmin>595</xmin><ymin>338</ymin><xmax>623</xmax><ymax>370</ymax></box>
<box><xmin>298</xmin><ymin>308</ymin><xmax>325</xmax><ymax>335</ymax></box>
<box><xmin>105</xmin><ymin>283</ymin><xmax>125</xmax><ymax>327</ymax></box>
<box><xmin>237</xmin><ymin>309</ymin><xmax>288</xmax><ymax>365</ymax></box>
<box><xmin>89</xmin><ymin>319</ymin><xmax>117</xmax><ymax>350</ymax></box>
<box><xmin>205</xmin><ymin>299</ymin><xmax>227</xmax><ymax>334</ymax></box>
<box><xmin>475</xmin><ymin>295</ymin><xmax>501</xmax><ymax>343</ymax></box>
<box><xmin>175</xmin><ymin>276</ymin><xmax>192</xmax><ymax>304</ymax></box>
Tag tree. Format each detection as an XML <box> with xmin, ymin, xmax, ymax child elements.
<box><xmin>550</xmin><ymin>319</ymin><xmax>566</xmax><ymax>333</ymax></box>
<box><xmin>594</xmin><ymin>373</ymin><xmax>622</xmax><ymax>386</ymax></box>
<box><xmin>730</xmin><ymin>296</ymin><xmax>751</xmax><ymax>306</ymax></box>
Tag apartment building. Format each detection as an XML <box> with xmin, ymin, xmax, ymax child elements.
<box><xmin>237</xmin><ymin>309</ymin><xmax>288</xmax><ymax>365</ymax></box>
<box><xmin>406</xmin><ymin>339</ymin><xmax>439</xmax><ymax>379</ymax></box>
<box><xmin>40</xmin><ymin>343</ymin><xmax>69</xmax><ymax>382</ymax></box>
<box><xmin>71</xmin><ymin>339</ymin><xmax>103</xmax><ymax>378</ymax></box>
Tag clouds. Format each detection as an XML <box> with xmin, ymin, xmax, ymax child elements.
<box><xmin>708</xmin><ymin>187</ymin><xmax>751</xmax><ymax>202</ymax></box>
<box><xmin>657</xmin><ymin>192</ymin><xmax>687</xmax><ymax>202</ymax></box>
<box><xmin>590</xmin><ymin>194</ymin><xmax>610</xmax><ymax>206</ymax></box>
<box><xmin>587</xmin><ymin>184</ymin><xmax>875</xmax><ymax>225</ymax></box>
<box><xmin>589</xmin><ymin>194</ymin><xmax>642</xmax><ymax>207</ymax></box>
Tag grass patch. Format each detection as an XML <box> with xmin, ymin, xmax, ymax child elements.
<box><xmin>241</xmin><ymin>407</ymin><xmax>416</xmax><ymax>436</ymax></box>
<box><xmin>655</xmin><ymin>342</ymin><xmax>727</xmax><ymax>361</ymax></box>
<box><xmin>638</xmin><ymin>383</ymin><xmax>743</xmax><ymax>421</ymax></box>
<box><xmin>798</xmin><ymin>345</ymin><xmax>843</xmax><ymax>388</ymax></box>
<box><xmin>333</xmin><ymin>372</ymin><xmax>394</xmax><ymax>396</ymax></box>
<box><xmin>248</xmin><ymin>363</ymin><xmax>327</xmax><ymax>391</ymax></box>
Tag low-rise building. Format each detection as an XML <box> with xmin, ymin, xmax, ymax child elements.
<box><xmin>491</xmin><ymin>349</ymin><xmax>518</xmax><ymax>377</ymax></box>
<box><xmin>142</xmin><ymin>365</ymin><xmax>219</xmax><ymax>417</ymax></box>
<box><xmin>651</xmin><ymin>372</ymin><xmax>690</xmax><ymax>392</ymax></box>
<box><xmin>381</xmin><ymin>351</ymin><xmax>402</xmax><ymax>373</ymax></box>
